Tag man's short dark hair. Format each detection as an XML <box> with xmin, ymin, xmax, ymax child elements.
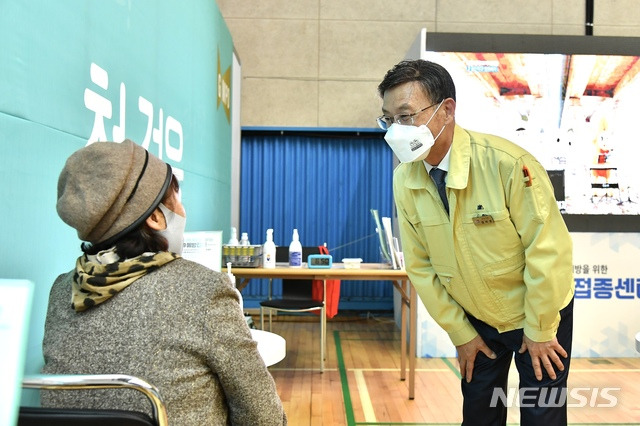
<box><xmin>378</xmin><ymin>60</ymin><xmax>456</xmax><ymax>103</ymax></box>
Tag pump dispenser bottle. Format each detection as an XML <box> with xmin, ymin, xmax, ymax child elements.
<box><xmin>289</xmin><ymin>229</ymin><xmax>302</xmax><ymax>267</ymax></box>
<box><xmin>263</xmin><ymin>229</ymin><xmax>276</xmax><ymax>268</ymax></box>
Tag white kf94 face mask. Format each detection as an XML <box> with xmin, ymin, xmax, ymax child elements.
<box><xmin>157</xmin><ymin>203</ymin><xmax>186</xmax><ymax>255</ymax></box>
<box><xmin>384</xmin><ymin>100</ymin><xmax>446</xmax><ymax>163</ymax></box>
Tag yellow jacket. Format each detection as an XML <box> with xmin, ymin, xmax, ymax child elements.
<box><xmin>394</xmin><ymin>125</ymin><xmax>574</xmax><ymax>346</ymax></box>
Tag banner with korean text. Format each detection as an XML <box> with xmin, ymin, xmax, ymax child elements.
<box><xmin>0</xmin><ymin>0</ymin><xmax>235</xmax><ymax>385</ymax></box>
<box><xmin>570</xmin><ymin>232</ymin><xmax>640</xmax><ymax>357</ymax></box>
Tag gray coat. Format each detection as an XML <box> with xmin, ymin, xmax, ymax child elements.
<box><xmin>42</xmin><ymin>258</ymin><xmax>287</xmax><ymax>425</ymax></box>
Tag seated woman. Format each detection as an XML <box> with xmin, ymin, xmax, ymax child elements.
<box><xmin>42</xmin><ymin>140</ymin><xmax>287</xmax><ymax>425</ymax></box>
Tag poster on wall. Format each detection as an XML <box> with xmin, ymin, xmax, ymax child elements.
<box><xmin>570</xmin><ymin>232</ymin><xmax>640</xmax><ymax>357</ymax></box>
<box><xmin>421</xmin><ymin>50</ymin><xmax>640</xmax><ymax>216</ymax></box>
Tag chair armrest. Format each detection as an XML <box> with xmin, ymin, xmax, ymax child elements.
<box><xmin>22</xmin><ymin>374</ymin><xmax>168</xmax><ymax>426</ymax></box>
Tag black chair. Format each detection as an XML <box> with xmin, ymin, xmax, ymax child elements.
<box><xmin>260</xmin><ymin>246</ymin><xmax>326</xmax><ymax>372</ymax></box>
<box><xmin>18</xmin><ymin>374</ymin><xmax>168</xmax><ymax>426</ymax></box>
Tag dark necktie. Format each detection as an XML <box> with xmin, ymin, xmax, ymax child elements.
<box><xmin>429</xmin><ymin>167</ymin><xmax>449</xmax><ymax>214</ymax></box>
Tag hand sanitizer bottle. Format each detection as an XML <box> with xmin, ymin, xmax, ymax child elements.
<box><xmin>228</xmin><ymin>227</ymin><xmax>239</xmax><ymax>245</ymax></box>
<box><xmin>289</xmin><ymin>228</ymin><xmax>302</xmax><ymax>268</ymax></box>
<box><xmin>263</xmin><ymin>229</ymin><xmax>276</xmax><ymax>269</ymax></box>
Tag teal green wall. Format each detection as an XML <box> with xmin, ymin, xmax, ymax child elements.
<box><xmin>0</xmin><ymin>0</ymin><xmax>234</xmax><ymax>382</ymax></box>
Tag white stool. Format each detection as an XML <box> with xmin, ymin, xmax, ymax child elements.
<box><xmin>250</xmin><ymin>329</ymin><xmax>286</xmax><ymax>367</ymax></box>
<box><xmin>635</xmin><ymin>332</ymin><xmax>640</xmax><ymax>353</ymax></box>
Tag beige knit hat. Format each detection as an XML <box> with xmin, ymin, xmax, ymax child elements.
<box><xmin>57</xmin><ymin>140</ymin><xmax>172</xmax><ymax>245</ymax></box>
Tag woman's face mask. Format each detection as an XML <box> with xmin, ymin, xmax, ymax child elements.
<box><xmin>384</xmin><ymin>100</ymin><xmax>446</xmax><ymax>163</ymax></box>
<box><xmin>157</xmin><ymin>203</ymin><xmax>186</xmax><ymax>254</ymax></box>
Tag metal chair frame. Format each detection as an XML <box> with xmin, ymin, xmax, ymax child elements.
<box><xmin>19</xmin><ymin>374</ymin><xmax>168</xmax><ymax>426</ymax></box>
<box><xmin>260</xmin><ymin>246</ymin><xmax>326</xmax><ymax>372</ymax></box>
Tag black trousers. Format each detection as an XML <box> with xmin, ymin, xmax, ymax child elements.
<box><xmin>461</xmin><ymin>299</ymin><xmax>574</xmax><ymax>426</ymax></box>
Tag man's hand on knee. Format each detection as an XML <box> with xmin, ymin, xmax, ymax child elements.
<box><xmin>456</xmin><ymin>335</ymin><xmax>496</xmax><ymax>383</ymax></box>
<box><xmin>519</xmin><ymin>334</ymin><xmax>568</xmax><ymax>380</ymax></box>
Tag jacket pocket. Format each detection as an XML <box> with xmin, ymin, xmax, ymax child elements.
<box><xmin>461</xmin><ymin>208</ymin><xmax>523</xmax><ymax>268</ymax></box>
<box><xmin>481</xmin><ymin>252</ymin><xmax>526</xmax><ymax>320</ymax></box>
<box><xmin>408</xmin><ymin>210</ymin><xmax>453</xmax><ymax>269</ymax></box>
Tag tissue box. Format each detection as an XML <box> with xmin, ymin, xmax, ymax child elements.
<box><xmin>342</xmin><ymin>258</ymin><xmax>363</xmax><ymax>269</ymax></box>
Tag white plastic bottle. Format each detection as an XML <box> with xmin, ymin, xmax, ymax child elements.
<box><xmin>228</xmin><ymin>227</ymin><xmax>239</xmax><ymax>245</ymax></box>
<box><xmin>226</xmin><ymin>262</ymin><xmax>243</xmax><ymax>311</ymax></box>
<box><xmin>240</xmin><ymin>232</ymin><xmax>250</xmax><ymax>245</ymax></box>
<box><xmin>289</xmin><ymin>228</ymin><xmax>302</xmax><ymax>268</ymax></box>
<box><xmin>226</xmin><ymin>262</ymin><xmax>236</xmax><ymax>288</ymax></box>
<box><xmin>263</xmin><ymin>229</ymin><xmax>276</xmax><ymax>269</ymax></box>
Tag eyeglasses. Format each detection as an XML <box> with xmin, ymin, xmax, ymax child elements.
<box><xmin>376</xmin><ymin>101</ymin><xmax>441</xmax><ymax>130</ymax></box>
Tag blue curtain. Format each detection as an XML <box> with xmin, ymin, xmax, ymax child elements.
<box><xmin>239</xmin><ymin>129</ymin><xmax>396</xmax><ymax>311</ymax></box>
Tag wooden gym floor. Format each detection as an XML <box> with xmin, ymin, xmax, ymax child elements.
<box><xmin>255</xmin><ymin>314</ymin><xmax>640</xmax><ymax>425</ymax></box>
